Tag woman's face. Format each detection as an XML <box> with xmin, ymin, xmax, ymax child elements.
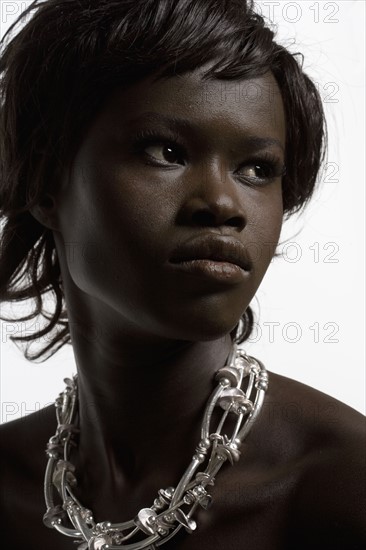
<box><xmin>54</xmin><ymin>69</ymin><xmax>286</xmax><ymax>341</ymax></box>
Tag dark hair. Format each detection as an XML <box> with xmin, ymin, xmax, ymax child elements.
<box><xmin>0</xmin><ymin>0</ymin><xmax>326</xmax><ymax>361</ymax></box>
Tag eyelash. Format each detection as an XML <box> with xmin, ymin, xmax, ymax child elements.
<box><xmin>237</xmin><ymin>152</ymin><xmax>287</xmax><ymax>183</ymax></box>
<box><xmin>131</xmin><ymin>129</ymin><xmax>185</xmax><ymax>164</ymax></box>
<box><xmin>131</xmin><ymin>129</ymin><xmax>286</xmax><ymax>184</ymax></box>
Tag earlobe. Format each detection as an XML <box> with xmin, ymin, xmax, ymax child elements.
<box><xmin>29</xmin><ymin>194</ymin><xmax>59</xmax><ymax>231</ymax></box>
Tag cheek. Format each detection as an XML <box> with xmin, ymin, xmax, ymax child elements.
<box><xmin>245</xmin><ymin>186</ymin><xmax>283</xmax><ymax>273</ymax></box>
<box><xmin>57</xmin><ymin>171</ymin><xmax>168</xmax><ymax>302</ymax></box>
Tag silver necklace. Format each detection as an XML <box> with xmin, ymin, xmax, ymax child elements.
<box><xmin>43</xmin><ymin>344</ymin><xmax>268</xmax><ymax>549</ymax></box>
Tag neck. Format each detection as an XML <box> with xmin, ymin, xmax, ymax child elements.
<box><xmin>67</xmin><ymin>314</ymin><xmax>233</xmax><ymax>519</ymax></box>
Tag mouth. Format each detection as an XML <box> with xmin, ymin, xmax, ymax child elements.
<box><xmin>168</xmin><ymin>235</ymin><xmax>251</xmax><ymax>283</ymax></box>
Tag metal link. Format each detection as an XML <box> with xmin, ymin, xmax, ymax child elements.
<box><xmin>43</xmin><ymin>344</ymin><xmax>268</xmax><ymax>549</ymax></box>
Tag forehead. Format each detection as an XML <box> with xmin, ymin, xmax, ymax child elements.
<box><xmin>95</xmin><ymin>69</ymin><xmax>285</xmax><ymax>146</ymax></box>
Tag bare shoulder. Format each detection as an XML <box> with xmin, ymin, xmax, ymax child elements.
<box><xmin>0</xmin><ymin>405</ymin><xmax>64</xmax><ymax>548</ymax></box>
<box><xmin>0</xmin><ymin>403</ymin><xmax>56</xmax><ymax>495</ymax></box>
<box><xmin>266</xmin><ymin>370</ymin><xmax>365</xmax><ymax>437</ymax></box>
<box><xmin>0</xmin><ymin>404</ymin><xmax>55</xmax><ymax>501</ymax></box>
<box><xmin>265</xmin><ymin>372</ymin><xmax>366</xmax><ymax>548</ymax></box>
<box><xmin>0</xmin><ymin>403</ymin><xmax>56</xmax><ymax>467</ymax></box>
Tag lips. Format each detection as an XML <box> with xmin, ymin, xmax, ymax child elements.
<box><xmin>169</xmin><ymin>234</ymin><xmax>251</xmax><ymax>272</ymax></box>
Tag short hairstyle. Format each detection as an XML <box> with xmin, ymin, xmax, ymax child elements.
<box><xmin>0</xmin><ymin>0</ymin><xmax>326</xmax><ymax>361</ymax></box>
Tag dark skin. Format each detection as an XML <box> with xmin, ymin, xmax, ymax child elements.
<box><xmin>0</xmin><ymin>69</ymin><xmax>365</xmax><ymax>549</ymax></box>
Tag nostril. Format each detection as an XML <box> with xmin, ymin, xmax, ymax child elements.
<box><xmin>177</xmin><ymin>196</ymin><xmax>246</xmax><ymax>230</ymax></box>
<box><xmin>191</xmin><ymin>209</ymin><xmax>216</xmax><ymax>226</ymax></box>
<box><xmin>191</xmin><ymin>209</ymin><xmax>245</xmax><ymax>230</ymax></box>
<box><xmin>226</xmin><ymin>216</ymin><xmax>245</xmax><ymax>228</ymax></box>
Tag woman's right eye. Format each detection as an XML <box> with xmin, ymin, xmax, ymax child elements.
<box><xmin>143</xmin><ymin>142</ymin><xmax>186</xmax><ymax>166</ymax></box>
<box><xmin>131</xmin><ymin>130</ymin><xmax>187</xmax><ymax>167</ymax></box>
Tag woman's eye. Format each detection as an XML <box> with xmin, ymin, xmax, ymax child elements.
<box><xmin>237</xmin><ymin>157</ymin><xmax>286</xmax><ymax>183</ymax></box>
<box><xmin>143</xmin><ymin>142</ymin><xmax>186</xmax><ymax>165</ymax></box>
<box><xmin>239</xmin><ymin>163</ymin><xmax>271</xmax><ymax>179</ymax></box>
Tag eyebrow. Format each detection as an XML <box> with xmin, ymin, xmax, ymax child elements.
<box><xmin>126</xmin><ymin>111</ymin><xmax>284</xmax><ymax>152</ymax></box>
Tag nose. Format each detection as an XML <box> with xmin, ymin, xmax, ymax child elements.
<box><xmin>178</xmin><ymin>161</ymin><xmax>246</xmax><ymax>231</ymax></box>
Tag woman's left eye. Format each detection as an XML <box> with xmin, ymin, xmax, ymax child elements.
<box><xmin>239</xmin><ymin>164</ymin><xmax>271</xmax><ymax>179</ymax></box>
<box><xmin>236</xmin><ymin>158</ymin><xmax>286</xmax><ymax>183</ymax></box>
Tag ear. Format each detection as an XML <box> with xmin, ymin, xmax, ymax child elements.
<box><xmin>29</xmin><ymin>194</ymin><xmax>59</xmax><ymax>231</ymax></box>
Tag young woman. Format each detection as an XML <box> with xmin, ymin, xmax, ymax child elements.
<box><xmin>0</xmin><ymin>1</ymin><xmax>364</xmax><ymax>549</ymax></box>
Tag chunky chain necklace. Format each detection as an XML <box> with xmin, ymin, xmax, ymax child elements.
<box><xmin>43</xmin><ymin>344</ymin><xmax>268</xmax><ymax>549</ymax></box>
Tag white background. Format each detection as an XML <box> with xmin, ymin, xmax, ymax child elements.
<box><xmin>0</xmin><ymin>0</ymin><xmax>365</xmax><ymax>423</ymax></box>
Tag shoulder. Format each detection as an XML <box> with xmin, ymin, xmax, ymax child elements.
<box><xmin>0</xmin><ymin>406</ymin><xmax>68</xmax><ymax>548</ymax></box>
<box><xmin>249</xmin><ymin>370</ymin><xmax>365</xmax><ymax>462</ymax></box>
<box><xmin>266</xmin><ymin>372</ymin><xmax>366</xmax><ymax>548</ymax></box>
<box><xmin>0</xmin><ymin>403</ymin><xmax>56</xmax><ymax>462</ymax></box>
<box><xmin>267</xmin><ymin>370</ymin><xmax>365</xmax><ymax>440</ymax></box>
<box><xmin>0</xmin><ymin>405</ymin><xmax>56</xmax><ymax>515</ymax></box>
